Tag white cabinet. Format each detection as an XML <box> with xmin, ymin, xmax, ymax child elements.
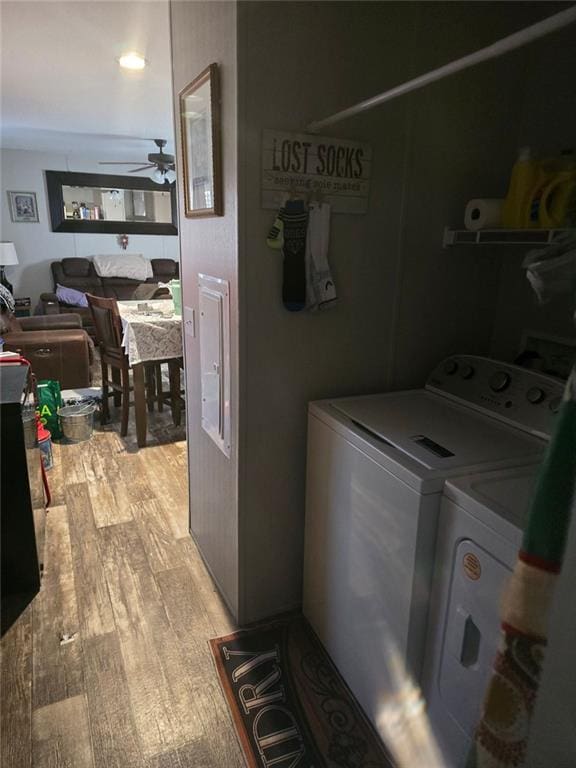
<box><xmin>198</xmin><ymin>274</ymin><xmax>230</xmax><ymax>457</ymax></box>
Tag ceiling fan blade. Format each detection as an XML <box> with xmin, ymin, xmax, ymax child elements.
<box><xmin>98</xmin><ymin>161</ymin><xmax>150</xmax><ymax>165</ymax></box>
<box><xmin>128</xmin><ymin>165</ymin><xmax>156</xmax><ymax>173</ymax></box>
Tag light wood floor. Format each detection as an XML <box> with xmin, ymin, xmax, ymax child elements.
<box><xmin>1</xmin><ymin>410</ymin><xmax>245</xmax><ymax>767</ymax></box>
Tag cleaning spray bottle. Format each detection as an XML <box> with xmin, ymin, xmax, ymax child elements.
<box><xmin>501</xmin><ymin>147</ymin><xmax>538</xmax><ymax>228</ymax></box>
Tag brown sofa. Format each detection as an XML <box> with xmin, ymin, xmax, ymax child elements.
<box><xmin>39</xmin><ymin>257</ymin><xmax>179</xmax><ymax>337</ymax></box>
<box><xmin>3</xmin><ymin>314</ymin><xmax>94</xmax><ymax>389</ymax></box>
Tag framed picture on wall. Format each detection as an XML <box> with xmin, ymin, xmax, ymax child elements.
<box><xmin>179</xmin><ymin>63</ymin><xmax>223</xmax><ymax>218</ymax></box>
<box><xmin>7</xmin><ymin>191</ymin><xmax>39</xmax><ymax>223</ymax></box>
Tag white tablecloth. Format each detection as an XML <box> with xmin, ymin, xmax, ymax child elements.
<box><xmin>118</xmin><ymin>300</ymin><xmax>183</xmax><ymax>366</ymax></box>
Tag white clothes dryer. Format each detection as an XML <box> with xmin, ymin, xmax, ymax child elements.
<box><xmin>422</xmin><ymin>465</ymin><xmax>539</xmax><ymax>767</ymax></box>
<box><xmin>303</xmin><ymin>356</ymin><xmax>563</xmax><ymax>739</ymax></box>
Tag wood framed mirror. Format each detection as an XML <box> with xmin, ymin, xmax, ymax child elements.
<box><xmin>179</xmin><ymin>63</ymin><xmax>223</xmax><ymax>217</ymax></box>
<box><xmin>45</xmin><ymin>170</ymin><xmax>178</xmax><ymax>235</ymax></box>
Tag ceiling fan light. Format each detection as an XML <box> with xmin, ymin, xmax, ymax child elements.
<box><xmin>118</xmin><ymin>52</ymin><xmax>147</xmax><ymax>70</ymax></box>
<box><xmin>152</xmin><ymin>167</ymin><xmax>176</xmax><ymax>185</ymax></box>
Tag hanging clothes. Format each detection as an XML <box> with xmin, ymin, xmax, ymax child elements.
<box><xmin>267</xmin><ymin>199</ymin><xmax>337</xmax><ymax>313</ymax></box>
<box><xmin>306</xmin><ymin>202</ymin><xmax>337</xmax><ymax>312</ymax></box>
<box><xmin>267</xmin><ymin>200</ymin><xmax>308</xmax><ymax>312</ymax></box>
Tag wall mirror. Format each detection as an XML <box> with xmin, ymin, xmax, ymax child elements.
<box><xmin>45</xmin><ymin>170</ymin><xmax>178</xmax><ymax>235</ymax></box>
<box><xmin>180</xmin><ymin>63</ymin><xmax>223</xmax><ymax>217</ymax></box>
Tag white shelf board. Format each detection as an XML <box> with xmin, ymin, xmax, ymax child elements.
<box><xmin>443</xmin><ymin>227</ymin><xmax>574</xmax><ymax>248</ymax></box>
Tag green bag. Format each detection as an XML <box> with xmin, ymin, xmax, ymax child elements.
<box><xmin>36</xmin><ymin>379</ymin><xmax>63</xmax><ymax>439</ymax></box>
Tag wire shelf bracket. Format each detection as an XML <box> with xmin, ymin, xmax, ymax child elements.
<box><xmin>442</xmin><ymin>227</ymin><xmax>575</xmax><ymax>249</ymax></box>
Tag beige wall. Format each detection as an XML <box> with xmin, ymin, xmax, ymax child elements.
<box><xmin>170</xmin><ymin>0</ymin><xmax>240</xmax><ymax>616</ymax></box>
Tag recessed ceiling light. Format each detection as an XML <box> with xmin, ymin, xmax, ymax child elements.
<box><xmin>118</xmin><ymin>52</ymin><xmax>147</xmax><ymax>71</ymax></box>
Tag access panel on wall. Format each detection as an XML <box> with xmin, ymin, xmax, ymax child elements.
<box><xmin>262</xmin><ymin>130</ymin><xmax>371</xmax><ymax>214</ymax></box>
<box><xmin>198</xmin><ymin>274</ymin><xmax>231</xmax><ymax>457</ymax></box>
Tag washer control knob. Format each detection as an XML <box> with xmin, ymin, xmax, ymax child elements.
<box><xmin>549</xmin><ymin>397</ymin><xmax>562</xmax><ymax>414</ymax></box>
<box><xmin>489</xmin><ymin>371</ymin><xmax>511</xmax><ymax>393</ymax></box>
<box><xmin>443</xmin><ymin>360</ymin><xmax>458</xmax><ymax>375</ymax></box>
<box><xmin>460</xmin><ymin>364</ymin><xmax>475</xmax><ymax>380</ymax></box>
<box><xmin>526</xmin><ymin>387</ymin><xmax>545</xmax><ymax>405</ymax></box>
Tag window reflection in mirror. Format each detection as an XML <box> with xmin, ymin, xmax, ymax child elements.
<box><xmin>61</xmin><ymin>186</ymin><xmax>172</xmax><ymax>224</ymax></box>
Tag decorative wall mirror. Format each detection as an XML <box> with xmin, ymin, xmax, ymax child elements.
<box><xmin>45</xmin><ymin>170</ymin><xmax>178</xmax><ymax>235</ymax></box>
<box><xmin>179</xmin><ymin>63</ymin><xmax>223</xmax><ymax>217</ymax></box>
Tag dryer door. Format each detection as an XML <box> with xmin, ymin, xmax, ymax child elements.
<box><xmin>439</xmin><ymin>539</ymin><xmax>512</xmax><ymax>736</ymax></box>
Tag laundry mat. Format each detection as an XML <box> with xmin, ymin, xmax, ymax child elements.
<box><xmin>210</xmin><ymin>616</ymin><xmax>392</xmax><ymax>768</ymax></box>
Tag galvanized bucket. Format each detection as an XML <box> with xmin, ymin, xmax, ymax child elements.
<box><xmin>58</xmin><ymin>403</ymin><xmax>96</xmax><ymax>443</ymax></box>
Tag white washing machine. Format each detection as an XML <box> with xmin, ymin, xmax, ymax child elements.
<box><xmin>303</xmin><ymin>355</ymin><xmax>563</xmax><ymax>738</ymax></box>
<box><xmin>421</xmin><ymin>464</ymin><xmax>539</xmax><ymax>767</ymax></box>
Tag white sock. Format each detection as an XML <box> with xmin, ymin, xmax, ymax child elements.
<box><xmin>310</xmin><ymin>203</ymin><xmax>337</xmax><ymax>309</ymax></box>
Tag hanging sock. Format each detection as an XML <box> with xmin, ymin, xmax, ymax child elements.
<box><xmin>266</xmin><ymin>200</ymin><xmax>308</xmax><ymax>312</ymax></box>
<box><xmin>282</xmin><ymin>200</ymin><xmax>308</xmax><ymax>311</ymax></box>
<box><xmin>266</xmin><ymin>215</ymin><xmax>284</xmax><ymax>250</ymax></box>
<box><xmin>306</xmin><ymin>202</ymin><xmax>337</xmax><ymax>311</ymax></box>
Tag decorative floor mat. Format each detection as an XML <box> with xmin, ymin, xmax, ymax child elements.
<box><xmin>210</xmin><ymin>615</ymin><xmax>393</xmax><ymax>768</ymax></box>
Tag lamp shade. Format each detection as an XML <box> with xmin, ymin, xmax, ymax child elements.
<box><xmin>0</xmin><ymin>242</ymin><xmax>19</xmax><ymax>266</ymax></box>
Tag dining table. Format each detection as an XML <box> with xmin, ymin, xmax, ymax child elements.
<box><xmin>117</xmin><ymin>299</ymin><xmax>183</xmax><ymax>447</ymax></box>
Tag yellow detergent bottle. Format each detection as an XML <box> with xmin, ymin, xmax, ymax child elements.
<box><xmin>526</xmin><ymin>150</ymin><xmax>575</xmax><ymax>228</ymax></box>
<box><xmin>501</xmin><ymin>147</ymin><xmax>538</xmax><ymax>228</ymax></box>
<box><xmin>538</xmin><ymin>150</ymin><xmax>576</xmax><ymax>228</ymax></box>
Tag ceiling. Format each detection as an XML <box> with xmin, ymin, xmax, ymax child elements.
<box><xmin>0</xmin><ymin>1</ymin><xmax>175</xmax><ymax>160</ymax></box>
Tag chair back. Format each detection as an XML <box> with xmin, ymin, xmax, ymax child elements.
<box><xmin>86</xmin><ymin>294</ymin><xmax>124</xmax><ymax>359</ymax></box>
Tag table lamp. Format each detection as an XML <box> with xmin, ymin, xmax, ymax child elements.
<box><xmin>0</xmin><ymin>242</ymin><xmax>19</xmax><ymax>295</ymax></box>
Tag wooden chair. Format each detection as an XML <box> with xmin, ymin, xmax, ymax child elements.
<box><xmin>86</xmin><ymin>294</ymin><xmax>131</xmax><ymax>435</ymax></box>
<box><xmin>86</xmin><ymin>294</ymin><xmax>181</xmax><ymax>439</ymax></box>
<box><xmin>168</xmin><ymin>357</ymin><xmax>185</xmax><ymax>427</ymax></box>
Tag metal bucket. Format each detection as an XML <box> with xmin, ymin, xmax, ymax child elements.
<box><xmin>58</xmin><ymin>403</ymin><xmax>96</xmax><ymax>443</ymax></box>
<box><xmin>22</xmin><ymin>406</ymin><xmax>37</xmax><ymax>448</ymax></box>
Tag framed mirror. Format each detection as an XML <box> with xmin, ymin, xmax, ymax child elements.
<box><xmin>45</xmin><ymin>171</ymin><xmax>178</xmax><ymax>235</ymax></box>
<box><xmin>179</xmin><ymin>63</ymin><xmax>223</xmax><ymax>218</ymax></box>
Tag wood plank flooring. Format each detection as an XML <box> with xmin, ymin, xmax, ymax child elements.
<box><xmin>1</xmin><ymin>410</ymin><xmax>244</xmax><ymax>767</ymax></box>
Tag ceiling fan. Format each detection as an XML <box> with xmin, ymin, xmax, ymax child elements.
<box><xmin>99</xmin><ymin>138</ymin><xmax>176</xmax><ymax>184</ymax></box>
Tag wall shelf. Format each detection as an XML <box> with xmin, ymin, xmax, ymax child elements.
<box><xmin>443</xmin><ymin>227</ymin><xmax>574</xmax><ymax>248</ymax></box>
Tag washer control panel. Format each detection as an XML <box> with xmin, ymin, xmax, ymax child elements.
<box><xmin>427</xmin><ymin>355</ymin><xmax>565</xmax><ymax>438</ymax></box>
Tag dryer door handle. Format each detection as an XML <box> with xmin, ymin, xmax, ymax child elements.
<box><xmin>451</xmin><ymin>607</ymin><xmax>481</xmax><ymax>668</ymax></box>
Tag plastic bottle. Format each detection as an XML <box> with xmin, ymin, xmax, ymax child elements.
<box><xmin>501</xmin><ymin>147</ymin><xmax>538</xmax><ymax>229</ymax></box>
<box><xmin>538</xmin><ymin>150</ymin><xmax>576</xmax><ymax>228</ymax></box>
<box><xmin>37</xmin><ymin>419</ymin><xmax>53</xmax><ymax>471</ymax></box>
<box><xmin>170</xmin><ymin>279</ymin><xmax>182</xmax><ymax>317</ymax></box>
<box><xmin>523</xmin><ymin>150</ymin><xmax>575</xmax><ymax>228</ymax></box>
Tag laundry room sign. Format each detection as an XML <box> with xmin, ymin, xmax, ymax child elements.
<box><xmin>262</xmin><ymin>129</ymin><xmax>372</xmax><ymax>214</ymax></box>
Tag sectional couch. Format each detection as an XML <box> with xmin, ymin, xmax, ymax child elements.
<box><xmin>39</xmin><ymin>257</ymin><xmax>179</xmax><ymax>337</ymax></box>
